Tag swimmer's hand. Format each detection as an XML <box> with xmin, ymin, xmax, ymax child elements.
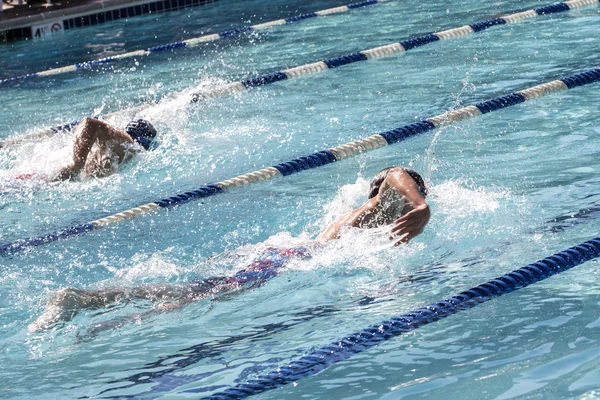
<box><xmin>53</xmin><ymin>163</ymin><xmax>79</xmax><ymax>181</ymax></box>
<box><xmin>389</xmin><ymin>204</ymin><xmax>430</xmax><ymax>246</ymax></box>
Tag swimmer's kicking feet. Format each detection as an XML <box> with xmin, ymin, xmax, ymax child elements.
<box><xmin>53</xmin><ymin>117</ymin><xmax>158</xmax><ymax>181</ymax></box>
<box><xmin>30</xmin><ymin>167</ymin><xmax>430</xmax><ymax>332</ymax></box>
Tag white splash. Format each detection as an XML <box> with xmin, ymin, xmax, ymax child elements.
<box><xmin>432</xmin><ymin>179</ymin><xmax>508</xmax><ymax>218</ymax></box>
<box><xmin>318</xmin><ymin>175</ymin><xmax>370</xmax><ymax>229</ymax></box>
<box><xmin>107</xmin><ymin>253</ymin><xmax>182</xmax><ymax>284</ymax></box>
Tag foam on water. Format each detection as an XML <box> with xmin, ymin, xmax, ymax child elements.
<box><xmin>433</xmin><ymin>179</ymin><xmax>505</xmax><ymax>218</ymax></box>
<box><xmin>318</xmin><ymin>175</ymin><xmax>370</xmax><ymax>227</ymax></box>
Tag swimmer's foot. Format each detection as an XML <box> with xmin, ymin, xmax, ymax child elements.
<box><xmin>28</xmin><ymin>288</ymin><xmax>108</xmax><ymax>332</ymax></box>
<box><xmin>28</xmin><ymin>305</ymin><xmax>77</xmax><ymax>332</ymax></box>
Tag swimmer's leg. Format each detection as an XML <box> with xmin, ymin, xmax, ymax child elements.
<box><xmin>29</xmin><ymin>287</ymin><xmax>128</xmax><ymax>332</ymax></box>
<box><xmin>83</xmin><ymin>283</ymin><xmax>231</xmax><ymax>338</ymax></box>
<box><xmin>147</xmin><ymin>279</ymin><xmax>240</xmax><ymax>310</ymax></box>
<box><xmin>29</xmin><ymin>281</ymin><xmax>231</xmax><ymax>332</ymax></box>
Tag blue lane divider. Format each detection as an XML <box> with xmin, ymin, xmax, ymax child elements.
<box><xmin>2</xmin><ymin>0</ymin><xmax>598</xmax><ymax>149</ymax></box>
<box><xmin>0</xmin><ymin>185</ymin><xmax>222</xmax><ymax>255</ymax></box>
<box><xmin>470</xmin><ymin>18</ymin><xmax>506</xmax><ymax>32</ymax></box>
<box><xmin>0</xmin><ymin>0</ymin><xmax>388</xmax><ymax>85</ymax></box>
<box><xmin>1</xmin><ymin>68</ymin><xmax>599</xmax><ymax>256</ymax></box>
<box><xmin>537</xmin><ymin>2</ymin><xmax>571</xmax><ymax>13</ymax></box>
<box><xmin>199</xmin><ymin>236</ymin><xmax>600</xmax><ymax>399</ymax></box>
<box><xmin>474</xmin><ymin>92</ymin><xmax>527</xmax><ymax>114</ymax></box>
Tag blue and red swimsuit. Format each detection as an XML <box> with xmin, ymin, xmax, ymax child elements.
<box><xmin>191</xmin><ymin>247</ymin><xmax>311</xmax><ymax>293</ymax></box>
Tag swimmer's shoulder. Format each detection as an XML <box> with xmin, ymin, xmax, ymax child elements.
<box><xmin>377</xmin><ymin>185</ymin><xmax>406</xmax><ymax>207</ymax></box>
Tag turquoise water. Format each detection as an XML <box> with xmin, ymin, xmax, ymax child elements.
<box><xmin>1</xmin><ymin>0</ymin><xmax>600</xmax><ymax>398</ymax></box>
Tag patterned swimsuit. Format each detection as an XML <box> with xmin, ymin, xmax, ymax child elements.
<box><xmin>191</xmin><ymin>247</ymin><xmax>311</xmax><ymax>293</ymax></box>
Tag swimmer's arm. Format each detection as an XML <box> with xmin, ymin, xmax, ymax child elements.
<box><xmin>316</xmin><ymin>199</ymin><xmax>377</xmax><ymax>241</ymax></box>
<box><xmin>54</xmin><ymin>118</ymin><xmax>134</xmax><ymax>181</ymax></box>
<box><xmin>385</xmin><ymin>169</ymin><xmax>430</xmax><ymax>245</ymax></box>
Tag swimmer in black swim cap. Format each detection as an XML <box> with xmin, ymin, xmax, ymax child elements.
<box><xmin>125</xmin><ymin>119</ymin><xmax>158</xmax><ymax>150</ymax></box>
<box><xmin>54</xmin><ymin>117</ymin><xmax>158</xmax><ymax>181</ymax></box>
<box><xmin>317</xmin><ymin>167</ymin><xmax>429</xmax><ymax>246</ymax></box>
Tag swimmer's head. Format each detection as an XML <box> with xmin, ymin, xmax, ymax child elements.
<box><xmin>368</xmin><ymin>167</ymin><xmax>427</xmax><ymax>199</ymax></box>
<box><xmin>125</xmin><ymin>119</ymin><xmax>157</xmax><ymax>150</ymax></box>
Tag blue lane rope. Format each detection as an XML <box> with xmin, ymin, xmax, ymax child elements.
<box><xmin>1</xmin><ymin>0</ymin><xmax>597</xmax><ymax>149</ymax></box>
<box><xmin>0</xmin><ymin>0</ymin><xmax>387</xmax><ymax>86</ymax></box>
<box><xmin>0</xmin><ymin>68</ymin><xmax>598</xmax><ymax>256</ymax></box>
<box><xmin>198</xmin><ymin>236</ymin><xmax>600</xmax><ymax>399</ymax></box>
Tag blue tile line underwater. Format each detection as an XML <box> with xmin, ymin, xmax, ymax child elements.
<box><xmin>0</xmin><ymin>68</ymin><xmax>598</xmax><ymax>256</ymax></box>
<box><xmin>192</xmin><ymin>236</ymin><xmax>600</xmax><ymax>399</ymax></box>
<box><xmin>0</xmin><ymin>0</ymin><xmax>597</xmax><ymax>148</ymax></box>
<box><xmin>0</xmin><ymin>0</ymin><xmax>387</xmax><ymax>85</ymax></box>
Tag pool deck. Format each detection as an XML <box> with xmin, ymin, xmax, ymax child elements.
<box><xmin>1</xmin><ymin>0</ymin><xmax>94</xmax><ymax>21</ymax></box>
<box><xmin>1</xmin><ymin>0</ymin><xmax>216</xmax><ymax>41</ymax></box>
<box><xmin>1</xmin><ymin>0</ymin><xmax>124</xmax><ymax>29</ymax></box>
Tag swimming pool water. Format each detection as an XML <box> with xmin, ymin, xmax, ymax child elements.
<box><xmin>1</xmin><ymin>0</ymin><xmax>600</xmax><ymax>398</ymax></box>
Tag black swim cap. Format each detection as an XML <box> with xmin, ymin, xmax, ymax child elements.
<box><xmin>125</xmin><ymin>119</ymin><xmax>157</xmax><ymax>150</ymax></box>
<box><xmin>368</xmin><ymin>167</ymin><xmax>427</xmax><ymax>199</ymax></box>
